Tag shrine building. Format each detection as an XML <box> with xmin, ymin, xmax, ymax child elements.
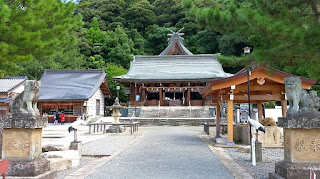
<box><xmin>114</xmin><ymin>29</ymin><xmax>231</xmax><ymax>107</ymax></box>
<box><xmin>38</xmin><ymin>69</ymin><xmax>111</xmax><ymax>123</ymax></box>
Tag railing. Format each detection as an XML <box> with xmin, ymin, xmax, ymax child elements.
<box><xmin>89</xmin><ymin>121</ymin><xmax>140</xmax><ymax>134</ymax></box>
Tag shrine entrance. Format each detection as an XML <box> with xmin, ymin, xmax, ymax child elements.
<box><xmin>201</xmin><ymin>66</ymin><xmax>317</xmax><ymax>145</ymax></box>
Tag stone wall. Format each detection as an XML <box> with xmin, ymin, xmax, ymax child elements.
<box><xmin>233</xmin><ymin>125</ymin><xmax>283</xmax><ymax>146</ymax></box>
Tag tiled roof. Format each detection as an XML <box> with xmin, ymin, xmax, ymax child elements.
<box><xmin>0</xmin><ymin>98</ymin><xmax>11</xmax><ymax>103</ymax></box>
<box><xmin>114</xmin><ymin>55</ymin><xmax>232</xmax><ymax>83</ymax></box>
<box><xmin>0</xmin><ymin>76</ymin><xmax>27</xmax><ymax>93</ymax></box>
<box><xmin>39</xmin><ymin>69</ymin><xmax>109</xmax><ymax>101</ymax></box>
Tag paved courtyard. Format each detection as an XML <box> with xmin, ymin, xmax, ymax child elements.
<box><xmin>82</xmin><ymin>126</ymin><xmax>234</xmax><ymax>179</ymax></box>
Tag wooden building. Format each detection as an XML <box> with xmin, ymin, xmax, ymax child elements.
<box><xmin>0</xmin><ymin>77</ymin><xmax>27</xmax><ymax>119</ymax></box>
<box><xmin>201</xmin><ymin>66</ymin><xmax>317</xmax><ymax>145</ymax></box>
<box><xmin>114</xmin><ymin>29</ymin><xmax>231</xmax><ymax>106</ymax></box>
<box><xmin>38</xmin><ymin>69</ymin><xmax>111</xmax><ymax>123</ymax></box>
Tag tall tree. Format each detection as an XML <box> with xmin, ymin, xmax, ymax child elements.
<box><xmin>124</xmin><ymin>0</ymin><xmax>156</xmax><ymax>32</ymax></box>
<box><xmin>102</xmin><ymin>26</ymin><xmax>135</xmax><ymax>68</ymax></box>
<box><xmin>105</xmin><ymin>63</ymin><xmax>129</xmax><ymax>104</ymax></box>
<box><xmin>184</xmin><ymin>0</ymin><xmax>320</xmax><ymax>80</ymax></box>
<box><xmin>152</xmin><ymin>0</ymin><xmax>185</xmax><ymax>27</ymax></box>
<box><xmin>77</xmin><ymin>0</ymin><xmax>126</xmax><ymax>31</ymax></box>
<box><xmin>0</xmin><ymin>0</ymin><xmax>83</xmax><ymax>79</ymax></box>
<box><xmin>144</xmin><ymin>25</ymin><xmax>168</xmax><ymax>55</ymax></box>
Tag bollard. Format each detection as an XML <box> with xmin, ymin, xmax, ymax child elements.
<box><xmin>255</xmin><ymin>141</ymin><xmax>262</xmax><ymax>162</ymax></box>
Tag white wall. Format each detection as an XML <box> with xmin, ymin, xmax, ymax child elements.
<box><xmin>265</xmin><ymin>106</ymin><xmax>285</xmax><ymax>122</ymax></box>
<box><xmin>85</xmin><ymin>88</ymin><xmax>105</xmax><ymax>119</ymax></box>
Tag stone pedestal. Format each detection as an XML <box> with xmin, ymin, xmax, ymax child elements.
<box><xmin>0</xmin><ymin>117</ymin><xmax>50</xmax><ymax>176</ymax></box>
<box><xmin>269</xmin><ymin>117</ymin><xmax>320</xmax><ymax>179</ymax></box>
<box><xmin>70</xmin><ymin>141</ymin><xmax>82</xmax><ymax>157</ymax></box>
<box><xmin>233</xmin><ymin>125</ymin><xmax>282</xmax><ymax>146</ymax></box>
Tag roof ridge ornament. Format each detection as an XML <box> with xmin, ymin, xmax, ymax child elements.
<box><xmin>159</xmin><ymin>27</ymin><xmax>193</xmax><ymax>56</ymax></box>
<box><xmin>167</xmin><ymin>27</ymin><xmax>185</xmax><ymax>43</ymax></box>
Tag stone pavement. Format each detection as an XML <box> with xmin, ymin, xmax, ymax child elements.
<box><xmin>63</xmin><ymin>126</ymin><xmax>250</xmax><ymax>179</ymax></box>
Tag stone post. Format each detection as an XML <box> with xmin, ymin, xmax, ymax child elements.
<box><xmin>0</xmin><ymin>116</ymin><xmax>49</xmax><ymax>176</ymax></box>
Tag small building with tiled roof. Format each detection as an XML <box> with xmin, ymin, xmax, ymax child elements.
<box><xmin>201</xmin><ymin>66</ymin><xmax>317</xmax><ymax>145</ymax></box>
<box><xmin>0</xmin><ymin>76</ymin><xmax>28</xmax><ymax>118</ymax></box>
<box><xmin>38</xmin><ymin>69</ymin><xmax>111</xmax><ymax>122</ymax></box>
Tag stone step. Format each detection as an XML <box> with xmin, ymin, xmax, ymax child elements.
<box><xmin>47</xmin><ymin>158</ymin><xmax>72</xmax><ymax>171</ymax></box>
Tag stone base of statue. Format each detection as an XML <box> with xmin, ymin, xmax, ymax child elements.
<box><xmin>7</xmin><ymin>156</ymin><xmax>51</xmax><ymax>176</ymax></box>
<box><xmin>0</xmin><ymin>117</ymin><xmax>51</xmax><ymax>177</ymax></box>
<box><xmin>269</xmin><ymin>117</ymin><xmax>320</xmax><ymax>179</ymax></box>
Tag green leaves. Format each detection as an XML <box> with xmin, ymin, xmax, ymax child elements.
<box><xmin>0</xmin><ymin>0</ymin><xmax>83</xmax><ymax>79</ymax></box>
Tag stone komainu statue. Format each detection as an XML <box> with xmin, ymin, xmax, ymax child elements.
<box><xmin>9</xmin><ymin>80</ymin><xmax>41</xmax><ymax>118</ymax></box>
<box><xmin>284</xmin><ymin>77</ymin><xmax>319</xmax><ymax>117</ymax></box>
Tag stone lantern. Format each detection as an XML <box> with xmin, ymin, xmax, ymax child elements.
<box><xmin>112</xmin><ymin>97</ymin><xmax>122</xmax><ymax>124</ymax></box>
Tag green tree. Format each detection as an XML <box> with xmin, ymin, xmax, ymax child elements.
<box><xmin>87</xmin><ymin>55</ymin><xmax>106</xmax><ymax>69</ymax></box>
<box><xmin>105</xmin><ymin>63</ymin><xmax>129</xmax><ymax>104</ymax></box>
<box><xmin>102</xmin><ymin>26</ymin><xmax>135</xmax><ymax>68</ymax></box>
<box><xmin>0</xmin><ymin>0</ymin><xmax>83</xmax><ymax>78</ymax></box>
<box><xmin>77</xmin><ymin>0</ymin><xmax>126</xmax><ymax>31</ymax></box>
<box><xmin>124</xmin><ymin>0</ymin><xmax>156</xmax><ymax>31</ymax></box>
<box><xmin>153</xmin><ymin>0</ymin><xmax>185</xmax><ymax>27</ymax></box>
<box><xmin>184</xmin><ymin>0</ymin><xmax>320</xmax><ymax>80</ymax></box>
<box><xmin>186</xmin><ymin>27</ymin><xmax>220</xmax><ymax>54</ymax></box>
<box><xmin>125</xmin><ymin>28</ymin><xmax>147</xmax><ymax>55</ymax></box>
<box><xmin>86</xmin><ymin>17</ymin><xmax>103</xmax><ymax>44</ymax></box>
<box><xmin>144</xmin><ymin>25</ymin><xmax>168</xmax><ymax>55</ymax></box>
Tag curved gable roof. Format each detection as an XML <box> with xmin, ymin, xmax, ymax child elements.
<box><xmin>115</xmin><ymin>55</ymin><xmax>232</xmax><ymax>83</ymax></box>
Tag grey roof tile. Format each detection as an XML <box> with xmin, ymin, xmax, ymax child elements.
<box><xmin>39</xmin><ymin>69</ymin><xmax>107</xmax><ymax>101</ymax></box>
<box><xmin>115</xmin><ymin>55</ymin><xmax>232</xmax><ymax>82</ymax></box>
<box><xmin>0</xmin><ymin>76</ymin><xmax>27</xmax><ymax>93</ymax></box>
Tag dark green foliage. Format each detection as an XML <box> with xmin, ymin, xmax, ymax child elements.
<box><xmin>124</xmin><ymin>0</ymin><xmax>156</xmax><ymax>31</ymax></box>
<box><xmin>185</xmin><ymin>0</ymin><xmax>320</xmax><ymax>81</ymax></box>
<box><xmin>153</xmin><ymin>0</ymin><xmax>185</xmax><ymax>27</ymax></box>
<box><xmin>144</xmin><ymin>25</ymin><xmax>168</xmax><ymax>55</ymax></box>
<box><xmin>102</xmin><ymin>26</ymin><xmax>135</xmax><ymax>68</ymax></box>
<box><xmin>77</xmin><ymin>0</ymin><xmax>126</xmax><ymax>31</ymax></box>
<box><xmin>105</xmin><ymin>63</ymin><xmax>129</xmax><ymax>104</ymax></box>
<box><xmin>186</xmin><ymin>27</ymin><xmax>219</xmax><ymax>54</ymax></box>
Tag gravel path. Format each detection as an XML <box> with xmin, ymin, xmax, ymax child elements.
<box><xmin>86</xmin><ymin>126</ymin><xmax>234</xmax><ymax>179</ymax></box>
<box><xmin>224</xmin><ymin>148</ymin><xmax>284</xmax><ymax>178</ymax></box>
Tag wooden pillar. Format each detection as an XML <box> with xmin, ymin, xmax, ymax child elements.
<box><xmin>187</xmin><ymin>88</ymin><xmax>191</xmax><ymax>106</ymax></box>
<box><xmin>6</xmin><ymin>104</ymin><xmax>9</xmax><ymax>118</ymax></box>
<box><xmin>159</xmin><ymin>88</ymin><xmax>163</xmax><ymax>106</ymax></box>
<box><xmin>227</xmin><ymin>99</ymin><xmax>234</xmax><ymax>145</ymax></box>
<box><xmin>216</xmin><ymin>103</ymin><xmax>221</xmax><ymax>138</ymax></box>
<box><xmin>129</xmin><ymin>84</ymin><xmax>136</xmax><ymax>105</ymax></box>
<box><xmin>141</xmin><ymin>88</ymin><xmax>146</xmax><ymax>105</ymax></box>
<box><xmin>258</xmin><ymin>102</ymin><xmax>263</xmax><ymax>122</ymax></box>
<box><xmin>281</xmin><ymin>99</ymin><xmax>287</xmax><ymax>117</ymax></box>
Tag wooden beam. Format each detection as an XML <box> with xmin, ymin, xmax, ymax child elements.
<box><xmin>233</xmin><ymin>85</ymin><xmax>284</xmax><ymax>93</ymax></box>
<box><xmin>221</xmin><ymin>93</ymin><xmax>284</xmax><ymax>101</ymax></box>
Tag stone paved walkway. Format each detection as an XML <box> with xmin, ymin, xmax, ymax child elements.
<box><xmin>83</xmin><ymin>126</ymin><xmax>234</xmax><ymax>179</ymax></box>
